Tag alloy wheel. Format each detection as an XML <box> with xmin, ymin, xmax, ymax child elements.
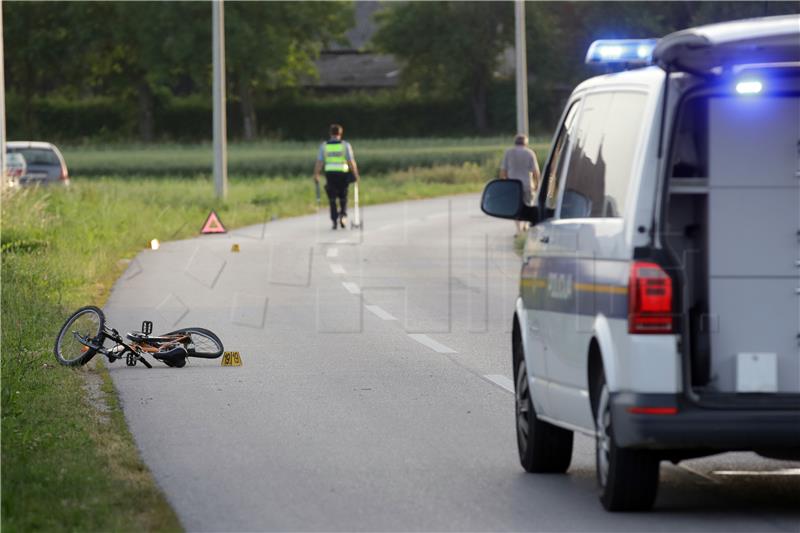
<box><xmin>516</xmin><ymin>359</ymin><xmax>531</xmax><ymax>453</ymax></box>
<box><xmin>596</xmin><ymin>383</ymin><xmax>611</xmax><ymax>487</ymax></box>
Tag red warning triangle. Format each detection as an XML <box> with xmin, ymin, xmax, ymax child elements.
<box><xmin>201</xmin><ymin>210</ymin><xmax>227</xmax><ymax>234</ymax></box>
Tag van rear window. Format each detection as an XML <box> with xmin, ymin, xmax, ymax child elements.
<box><xmin>671</xmin><ymin>97</ymin><xmax>708</xmax><ymax>178</ymax></box>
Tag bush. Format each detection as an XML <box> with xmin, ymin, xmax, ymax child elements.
<box><xmin>7</xmin><ymin>87</ymin><xmax>561</xmax><ymax>143</ymax></box>
<box><xmin>7</xmin><ymin>94</ymin><xmax>131</xmax><ymax>142</ymax></box>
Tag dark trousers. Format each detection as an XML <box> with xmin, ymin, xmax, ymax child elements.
<box><xmin>325</xmin><ymin>172</ymin><xmax>350</xmax><ymax>222</ymax></box>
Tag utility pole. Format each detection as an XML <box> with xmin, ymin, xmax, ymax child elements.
<box><xmin>212</xmin><ymin>0</ymin><xmax>228</xmax><ymax>199</ymax></box>
<box><xmin>0</xmin><ymin>0</ymin><xmax>7</xmax><ymax>183</ymax></box>
<box><xmin>514</xmin><ymin>0</ymin><xmax>529</xmax><ymax>137</ymax></box>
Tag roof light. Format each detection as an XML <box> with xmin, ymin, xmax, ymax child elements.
<box><xmin>736</xmin><ymin>79</ymin><xmax>763</xmax><ymax>95</ymax></box>
<box><xmin>586</xmin><ymin>39</ymin><xmax>658</xmax><ymax>66</ymax></box>
<box><xmin>599</xmin><ymin>45</ymin><xmax>623</xmax><ymax>60</ymax></box>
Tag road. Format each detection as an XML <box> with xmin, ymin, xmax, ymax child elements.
<box><xmin>104</xmin><ymin>194</ymin><xmax>799</xmax><ymax>532</ymax></box>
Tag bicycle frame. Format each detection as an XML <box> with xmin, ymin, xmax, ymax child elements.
<box><xmin>74</xmin><ymin>324</ymin><xmax>191</xmax><ymax>368</ymax></box>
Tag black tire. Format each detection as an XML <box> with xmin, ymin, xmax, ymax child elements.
<box><xmin>515</xmin><ymin>358</ymin><xmax>574</xmax><ymax>473</ymax></box>
<box><xmin>594</xmin><ymin>370</ymin><xmax>660</xmax><ymax>511</ymax></box>
<box><xmin>54</xmin><ymin>306</ymin><xmax>105</xmax><ymax>367</ymax></box>
<box><xmin>165</xmin><ymin>327</ymin><xmax>224</xmax><ymax>359</ymax></box>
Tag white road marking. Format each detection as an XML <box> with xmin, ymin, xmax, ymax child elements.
<box><xmin>712</xmin><ymin>469</ymin><xmax>800</xmax><ymax>476</ymax></box>
<box><xmin>365</xmin><ymin>305</ymin><xmax>397</xmax><ymax>321</ymax></box>
<box><xmin>326</xmin><ymin>247</ymin><xmax>339</xmax><ymax>258</ymax></box>
<box><xmin>329</xmin><ymin>263</ymin><xmax>346</xmax><ymax>275</ymax></box>
<box><xmin>336</xmin><ymin>238</ymin><xmax>349</xmax><ymax>244</ymax></box>
<box><xmin>408</xmin><ymin>334</ymin><xmax>457</xmax><ymax>354</ymax></box>
<box><xmin>484</xmin><ymin>374</ymin><xmax>514</xmax><ymax>394</ymax></box>
<box><xmin>342</xmin><ymin>282</ymin><xmax>361</xmax><ymax>295</ymax></box>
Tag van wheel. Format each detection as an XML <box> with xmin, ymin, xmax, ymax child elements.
<box><xmin>594</xmin><ymin>371</ymin><xmax>660</xmax><ymax>511</ymax></box>
<box><xmin>516</xmin><ymin>359</ymin><xmax>573</xmax><ymax>473</ymax></box>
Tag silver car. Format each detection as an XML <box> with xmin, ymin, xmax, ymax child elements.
<box><xmin>6</xmin><ymin>141</ymin><xmax>69</xmax><ymax>186</ymax></box>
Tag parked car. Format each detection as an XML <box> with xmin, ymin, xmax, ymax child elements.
<box><xmin>6</xmin><ymin>141</ymin><xmax>69</xmax><ymax>186</ymax></box>
<box><xmin>481</xmin><ymin>15</ymin><xmax>800</xmax><ymax>511</ymax></box>
<box><xmin>5</xmin><ymin>152</ymin><xmax>26</xmax><ymax>188</ymax></box>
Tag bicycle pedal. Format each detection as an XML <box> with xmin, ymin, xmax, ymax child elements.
<box><xmin>141</xmin><ymin>320</ymin><xmax>153</xmax><ymax>335</ymax></box>
<box><xmin>126</xmin><ymin>353</ymin><xmax>137</xmax><ymax>366</ymax></box>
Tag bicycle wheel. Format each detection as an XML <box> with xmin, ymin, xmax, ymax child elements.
<box><xmin>54</xmin><ymin>306</ymin><xmax>105</xmax><ymax>367</ymax></box>
<box><xmin>165</xmin><ymin>327</ymin><xmax>224</xmax><ymax>359</ymax></box>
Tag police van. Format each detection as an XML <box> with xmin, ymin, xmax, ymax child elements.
<box><xmin>481</xmin><ymin>15</ymin><xmax>800</xmax><ymax>511</ymax></box>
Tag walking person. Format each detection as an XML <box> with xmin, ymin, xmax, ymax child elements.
<box><xmin>313</xmin><ymin>124</ymin><xmax>361</xmax><ymax>230</ymax></box>
<box><xmin>500</xmin><ymin>134</ymin><xmax>541</xmax><ymax>234</ymax></box>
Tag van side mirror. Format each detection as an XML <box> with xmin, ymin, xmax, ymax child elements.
<box><xmin>480</xmin><ymin>179</ymin><xmax>539</xmax><ymax>224</ymax></box>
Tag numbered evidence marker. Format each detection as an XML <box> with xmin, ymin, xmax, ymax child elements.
<box><xmin>221</xmin><ymin>351</ymin><xmax>242</xmax><ymax>367</ymax></box>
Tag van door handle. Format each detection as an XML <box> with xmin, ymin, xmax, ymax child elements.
<box><xmin>539</xmin><ymin>235</ymin><xmax>550</xmax><ymax>243</ymax></box>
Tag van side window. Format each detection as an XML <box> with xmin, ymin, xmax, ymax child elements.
<box><xmin>544</xmin><ymin>102</ymin><xmax>580</xmax><ymax>213</ymax></box>
<box><xmin>671</xmin><ymin>97</ymin><xmax>708</xmax><ymax>177</ymax></box>
<box><xmin>560</xmin><ymin>92</ymin><xmax>647</xmax><ymax>219</ymax></box>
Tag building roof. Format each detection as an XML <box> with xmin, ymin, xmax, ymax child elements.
<box><xmin>307</xmin><ymin>1</ymin><xmax>399</xmax><ymax>90</ymax></box>
<box><xmin>308</xmin><ymin>53</ymin><xmax>400</xmax><ymax>89</ymax></box>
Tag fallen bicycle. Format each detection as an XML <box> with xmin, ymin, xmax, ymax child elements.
<box><xmin>54</xmin><ymin>306</ymin><xmax>224</xmax><ymax>368</ymax></box>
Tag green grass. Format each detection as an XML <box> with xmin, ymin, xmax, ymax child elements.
<box><xmin>1</xmin><ymin>162</ymin><xmax>494</xmax><ymax>531</ymax></box>
<box><xmin>63</xmin><ymin>137</ymin><xmax>550</xmax><ymax>177</ymax></box>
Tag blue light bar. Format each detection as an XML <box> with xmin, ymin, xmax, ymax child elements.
<box><xmin>736</xmin><ymin>80</ymin><xmax>763</xmax><ymax>95</ymax></box>
<box><xmin>585</xmin><ymin>39</ymin><xmax>658</xmax><ymax>66</ymax></box>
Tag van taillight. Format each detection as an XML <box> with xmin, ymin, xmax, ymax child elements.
<box><xmin>59</xmin><ymin>167</ymin><xmax>69</xmax><ymax>181</ymax></box>
<box><xmin>628</xmin><ymin>261</ymin><xmax>673</xmax><ymax>334</ymax></box>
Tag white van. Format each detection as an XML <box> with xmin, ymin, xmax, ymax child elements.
<box><xmin>481</xmin><ymin>15</ymin><xmax>800</xmax><ymax>511</ymax></box>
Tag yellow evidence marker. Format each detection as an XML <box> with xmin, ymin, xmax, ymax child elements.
<box><xmin>231</xmin><ymin>243</ymin><xmax>240</xmax><ymax>252</ymax></box>
<box><xmin>221</xmin><ymin>351</ymin><xmax>242</xmax><ymax>367</ymax></box>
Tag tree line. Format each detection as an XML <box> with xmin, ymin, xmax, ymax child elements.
<box><xmin>5</xmin><ymin>1</ymin><xmax>353</xmax><ymax>141</ymax></box>
<box><xmin>373</xmin><ymin>1</ymin><xmax>799</xmax><ymax>134</ymax></box>
<box><xmin>5</xmin><ymin>1</ymin><xmax>798</xmax><ymax>142</ymax></box>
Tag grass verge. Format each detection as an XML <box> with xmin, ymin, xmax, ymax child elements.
<box><xmin>1</xmin><ymin>164</ymin><xmax>488</xmax><ymax>531</ymax></box>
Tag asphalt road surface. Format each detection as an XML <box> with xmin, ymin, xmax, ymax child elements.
<box><xmin>105</xmin><ymin>194</ymin><xmax>799</xmax><ymax>532</ymax></box>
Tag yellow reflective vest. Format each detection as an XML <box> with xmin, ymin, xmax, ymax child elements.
<box><xmin>324</xmin><ymin>142</ymin><xmax>349</xmax><ymax>173</ymax></box>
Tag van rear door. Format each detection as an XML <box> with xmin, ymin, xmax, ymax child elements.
<box><xmin>705</xmin><ymin>93</ymin><xmax>800</xmax><ymax>394</ymax></box>
<box><xmin>656</xmin><ymin>15</ymin><xmax>800</xmax><ymax>395</ymax></box>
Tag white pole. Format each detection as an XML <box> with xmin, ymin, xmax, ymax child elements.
<box><xmin>0</xmin><ymin>0</ymin><xmax>7</xmax><ymax>184</ymax></box>
<box><xmin>212</xmin><ymin>0</ymin><xmax>227</xmax><ymax>199</ymax></box>
<box><xmin>514</xmin><ymin>0</ymin><xmax>529</xmax><ymax>137</ymax></box>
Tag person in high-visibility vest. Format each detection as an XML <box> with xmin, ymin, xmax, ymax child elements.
<box><xmin>313</xmin><ymin>124</ymin><xmax>361</xmax><ymax>230</ymax></box>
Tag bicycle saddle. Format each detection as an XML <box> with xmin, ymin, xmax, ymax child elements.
<box><xmin>153</xmin><ymin>346</ymin><xmax>188</xmax><ymax>368</ymax></box>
